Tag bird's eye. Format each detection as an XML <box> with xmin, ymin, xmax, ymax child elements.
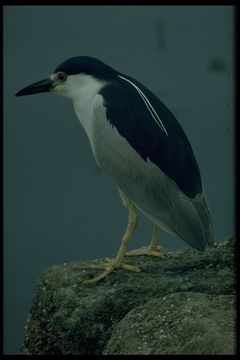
<box><xmin>57</xmin><ymin>72</ymin><xmax>67</xmax><ymax>82</ymax></box>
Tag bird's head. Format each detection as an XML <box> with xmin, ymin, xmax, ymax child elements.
<box><xmin>15</xmin><ymin>56</ymin><xmax>119</xmax><ymax>99</ymax></box>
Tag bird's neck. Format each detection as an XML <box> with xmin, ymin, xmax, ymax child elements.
<box><xmin>70</xmin><ymin>74</ymin><xmax>105</xmax><ymax>144</ymax></box>
<box><xmin>68</xmin><ymin>73</ymin><xmax>104</xmax><ymax>102</ymax></box>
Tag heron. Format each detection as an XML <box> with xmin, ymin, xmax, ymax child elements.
<box><xmin>16</xmin><ymin>56</ymin><xmax>214</xmax><ymax>284</ymax></box>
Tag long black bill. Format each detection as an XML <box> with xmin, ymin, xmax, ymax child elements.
<box><xmin>15</xmin><ymin>78</ymin><xmax>53</xmax><ymax>97</ymax></box>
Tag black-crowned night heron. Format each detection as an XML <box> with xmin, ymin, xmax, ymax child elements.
<box><xmin>16</xmin><ymin>56</ymin><xmax>214</xmax><ymax>284</ymax></box>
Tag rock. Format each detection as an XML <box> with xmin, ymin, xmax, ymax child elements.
<box><xmin>104</xmin><ymin>292</ymin><xmax>235</xmax><ymax>355</ymax></box>
<box><xmin>22</xmin><ymin>236</ymin><xmax>235</xmax><ymax>355</ymax></box>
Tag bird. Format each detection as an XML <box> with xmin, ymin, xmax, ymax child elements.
<box><xmin>16</xmin><ymin>56</ymin><xmax>214</xmax><ymax>284</ymax></box>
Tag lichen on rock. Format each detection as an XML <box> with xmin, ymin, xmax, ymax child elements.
<box><xmin>22</xmin><ymin>236</ymin><xmax>236</xmax><ymax>355</ymax></box>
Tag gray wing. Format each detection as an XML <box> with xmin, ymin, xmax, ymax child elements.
<box><xmin>115</xmin><ymin>161</ymin><xmax>214</xmax><ymax>251</ymax></box>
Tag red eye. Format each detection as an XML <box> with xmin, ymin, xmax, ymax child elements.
<box><xmin>57</xmin><ymin>72</ymin><xmax>67</xmax><ymax>82</ymax></box>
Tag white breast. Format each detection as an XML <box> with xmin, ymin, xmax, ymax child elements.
<box><xmin>68</xmin><ymin>74</ymin><xmax>106</xmax><ymax>152</ymax></box>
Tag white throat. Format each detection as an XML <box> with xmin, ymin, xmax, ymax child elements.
<box><xmin>67</xmin><ymin>74</ymin><xmax>106</xmax><ymax>140</ymax></box>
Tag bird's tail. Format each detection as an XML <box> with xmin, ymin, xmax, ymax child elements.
<box><xmin>173</xmin><ymin>189</ymin><xmax>214</xmax><ymax>251</ymax></box>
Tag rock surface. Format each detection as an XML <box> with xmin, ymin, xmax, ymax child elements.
<box><xmin>22</xmin><ymin>237</ymin><xmax>236</xmax><ymax>355</ymax></box>
<box><xmin>104</xmin><ymin>292</ymin><xmax>235</xmax><ymax>355</ymax></box>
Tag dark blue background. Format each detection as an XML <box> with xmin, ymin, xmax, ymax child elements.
<box><xmin>4</xmin><ymin>5</ymin><xmax>234</xmax><ymax>354</ymax></box>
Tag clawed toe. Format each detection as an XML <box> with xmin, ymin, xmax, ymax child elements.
<box><xmin>76</xmin><ymin>259</ymin><xmax>141</xmax><ymax>284</ymax></box>
<box><xmin>126</xmin><ymin>246</ymin><xmax>167</xmax><ymax>259</ymax></box>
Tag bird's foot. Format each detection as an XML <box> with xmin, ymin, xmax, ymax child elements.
<box><xmin>126</xmin><ymin>245</ymin><xmax>167</xmax><ymax>259</ymax></box>
<box><xmin>75</xmin><ymin>258</ymin><xmax>140</xmax><ymax>284</ymax></box>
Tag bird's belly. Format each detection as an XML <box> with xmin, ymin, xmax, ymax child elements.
<box><xmin>92</xmin><ymin>119</ymin><xmax>178</xmax><ymax>232</ymax></box>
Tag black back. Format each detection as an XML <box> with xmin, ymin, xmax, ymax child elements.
<box><xmin>100</xmin><ymin>75</ymin><xmax>202</xmax><ymax>198</ymax></box>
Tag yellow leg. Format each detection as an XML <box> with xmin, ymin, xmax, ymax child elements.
<box><xmin>149</xmin><ymin>223</ymin><xmax>160</xmax><ymax>250</ymax></box>
<box><xmin>80</xmin><ymin>199</ymin><xmax>140</xmax><ymax>284</ymax></box>
<box><xmin>126</xmin><ymin>223</ymin><xmax>167</xmax><ymax>259</ymax></box>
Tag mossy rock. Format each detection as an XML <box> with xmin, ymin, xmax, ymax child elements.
<box><xmin>22</xmin><ymin>236</ymin><xmax>235</xmax><ymax>355</ymax></box>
